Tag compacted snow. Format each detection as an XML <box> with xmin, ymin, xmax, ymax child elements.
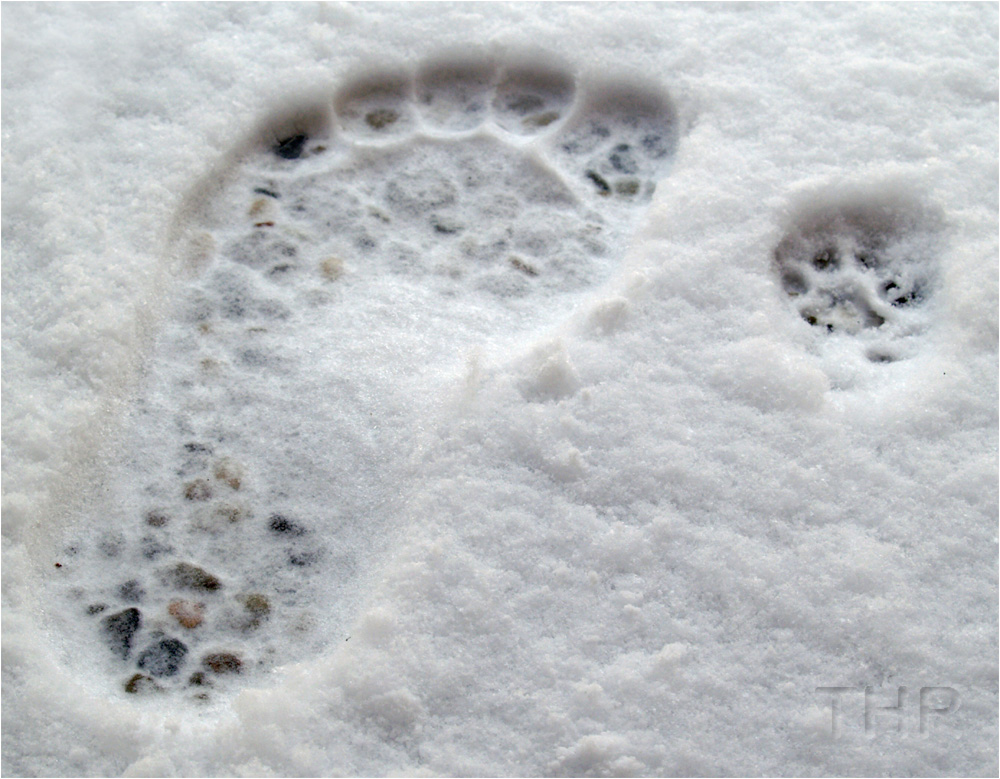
<box><xmin>2</xmin><ymin>3</ymin><xmax>997</xmax><ymax>776</ymax></box>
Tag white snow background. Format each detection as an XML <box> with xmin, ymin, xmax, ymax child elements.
<box><xmin>1</xmin><ymin>2</ymin><xmax>997</xmax><ymax>776</ymax></box>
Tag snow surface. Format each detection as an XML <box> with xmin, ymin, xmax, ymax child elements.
<box><xmin>2</xmin><ymin>2</ymin><xmax>997</xmax><ymax>776</ymax></box>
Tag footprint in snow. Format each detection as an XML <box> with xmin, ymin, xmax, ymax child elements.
<box><xmin>52</xmin><ymin>52</ymin><xmax>679</xmax><ymax>696</ymax></box>
<box><xmin>774</xmin><ymin>187</ymin><xmax>943</xmax><ymax>368</ymax></box>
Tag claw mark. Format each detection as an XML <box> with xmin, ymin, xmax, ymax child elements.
<box><xmin>586</xmin><ymin>170</ymin><xmax>611</xmax><ymax>196</ymax></box>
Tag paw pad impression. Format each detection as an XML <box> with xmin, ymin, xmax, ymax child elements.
<box><xmin>774</xmin><ymin>186</ymin><xmax>943</xmax><ymax>364</ymax></box>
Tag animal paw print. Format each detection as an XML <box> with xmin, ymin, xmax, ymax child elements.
<box><xmin>774</xmin><ymin>189</ymin><xmax>942</xmax><ymax>364</ymax></box>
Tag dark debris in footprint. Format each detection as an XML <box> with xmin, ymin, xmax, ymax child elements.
<box><xmin>609</xmin><ymin>144</ymin><xmax>638</xmax><ymax>175</ymax></box>
<box><xmin>140</xmin><ymin>535</ymin><xmax>172</xmax><ymax>560</ymax></box>
<box><xmin>137</xmin><ymin>637</ymin><xmax>188</xmax><ymax>678</ymax></box>
<box><xmin>169</xmin><ymin>599</ymin><xmax>206</xmax><ymax>629</ymax></box>
<box><xmin>202</xmin><ymin>652</ymin><xmax>243</xmax><ymax>675</ymax></box>
<box><xmin>145</xmin><ymin>510</ymin><xmax>170</xmax><ymax>528</ymax></box>
<box><xmin>265</xmin><ymin>513</ymin><xmax>321</xmax><ymax>567</ymax></box>
<box><xmin>431</xmin><ymin>215</ymin><xmax>462</xmax><ymax>235</ymax></box>
<box><xmin>102</xmin><ymin>607</ymin><xmax>141</xmax><ymax>660</ymax></box>
<box><xmin>118</xmin><ymin>579</ymin><xmax>145</xmax><ymax>603</ymax></box>
<box><xmin>268</xmin><ymin>514</ymin><xmax>306</xmax><ymax>536</ymax></box>
<box><xmin>585</xmin><ymin>170</ymin><xmax>611</xmax><ymax>197</ymax></box>
<box><xmin>273</xmin><ymin>134</ymin><xmax>308</xmax><ymax>160</ymax></box>
<box><xmin>509</xmin><ymin>257</ymin><xmax>539</xmax><ymax>277</ymax></box>
<box><xmin>642</xmin><ymin>133</ymin><xmax>672</xmax><ymax>159</ymax></box>
<box><xmin>811</xmin><ymin>248</ymin><xmax>839</xmax><ymax>271</ymax></box>
<box><xmin>239</xmin><ymin>594</ymin><xmax>271</xmax><ymax>630</ymax></box>
<box><xmin>882</xmin><ymin>280</ymin><xmax>922</xmax><ymax>307</ymax></box>
<box><xmin>184</xmin><ymin>478</ymin><xmax>213</xmax><ymax>501</ymax></box>
<box><xmin>165</xmin><ymin>562</ymin><xmax>222</xmax><ymax>592</ymax></box>
<box><xmin>289</xmin><ymin>550</ymin><xmax>320</xmax><ymax>567</ymax></box>
<box><xmin>614</xmin><ymin>179</ymin><xmax>640</xmax><ymax>198</ymax></box>
<box><xmin>124</xmin><ymin>673</ymin><xmax>161</xmax><ymax>694</ymax></box>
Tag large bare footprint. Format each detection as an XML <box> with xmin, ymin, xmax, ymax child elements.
<box><xmin>51</xmin><ymin>52</ymin><xmax>679</xmax><ymax>698</ymax></box>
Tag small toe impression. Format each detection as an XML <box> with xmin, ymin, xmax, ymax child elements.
<box><xmin>558</xmin><ymin>81</ymin><xmax>678</xmax><ymax>200</ymax></box>
<box><xmin>492</xmin><ymin>62</ymin><xmax>575</xmax><ymax>136</ymax></box>
<box><xmin>335</xmin><ymin>71</ymin><xmax>415</xmax><ymax>140</ymax></box>
<box><xmin>416</xmin><ymin>57</ymin><xmax>497</xmax><ymax>131</ymax></box>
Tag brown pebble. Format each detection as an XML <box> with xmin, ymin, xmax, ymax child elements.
<box><xmin>202</xmin><ymin>652</ymin><xmax>242</xmax><ymax>674</ymax></box>
<box><xmin>239</xmin><ymin>593</ymin><xmax>271</xmax><ymax>630</ymax></box>
<box><xmin>184</xmin><ymin>479</ymin><xmax>213</xmax><ymax>501</ymax></box>
<box><xmin>242</xmin><ymin>593</ymin><xmax>270</xmax><ymax>616</ymax></box>
<box><xmin>320</xmin><ymin>256</ymin><xmax>344</xmax><ymax>281</ymax></box>
<box><xmin>166</xmin><ymin>562</ymin><xmax>222</xmax><ymax>592</ymax></box>
<box><xmin>213</xmin><ymin>459</ymin><xmax>244</xmax><ymax>490</ymax></box>
<box><xmin>124</xmin><ymin>673</ymin><xmax>161</xmax><ymax>694</ymax></box>
<box><xmin>168</xmin><ymin>599</ymin><xmax>205</xmax><ymax>629</ymax></box>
